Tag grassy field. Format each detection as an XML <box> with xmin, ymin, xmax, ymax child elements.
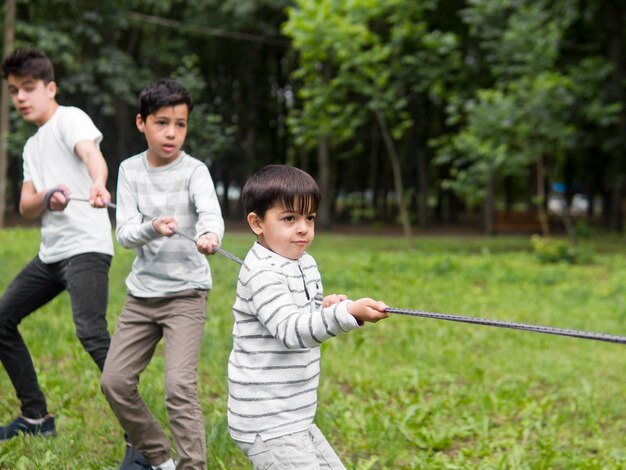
<box><xmin>0</xmin><ymin>227</ymin><xmax>625</xmax><ymax>469</ymax></box>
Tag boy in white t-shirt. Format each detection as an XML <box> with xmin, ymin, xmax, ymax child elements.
<box><xmin>0</xmin><ymin>47</ymin><xmax>146</xmax><ymax>467</ymax></box>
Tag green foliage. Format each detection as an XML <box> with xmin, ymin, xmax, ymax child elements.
<box><xmin>435</xmin><ymin>0</ymin><xmax>621</xmax><ymax>213</ymax></box>
<box><xmin>283</xmin><ymin>0</ymin><xmax>458</xmax><ymax>148</ymax></box>
<box><xmin>3</xmin><ymin>0</ymin><xmax>625</xmax><ymax>230</ymax></box>
<box><xmin>2</xmin><ymin>229</ymin><xmax>626</xmax><ymax>468</ymax></box>
<box><xmin>530</xmin><ymin>235</ymin><xmax>593</xmax><ymax>264</ymax></box>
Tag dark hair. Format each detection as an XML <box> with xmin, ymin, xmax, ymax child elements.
<box><xmin>242</xmin><ymin>165</ymin><xmax>321</xmax><ymax>218</ymax></box>
<box><xmin>1</xmin><ymin>48</ymin><xmax>54</xmax><ymax>83</ymax></box>
<box><xmin>138</xmin><ymin>78</ymin><xmax>193</xmax><ymax>121</ymax></box>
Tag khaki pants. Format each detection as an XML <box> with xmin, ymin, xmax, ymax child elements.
<box><xmin>101</xmin><ymin>290</ymin><xmax>208</xmax><ymax>470</ymax></box>
<box><xmin>235</xmin><ymin>424</ymin><xmax>346</xmax><ymax>470</ymax></box>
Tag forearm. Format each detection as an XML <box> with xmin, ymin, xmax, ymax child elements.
<box><xmin>116</xmin><ymin>218</ymin><xmax>158</xmax><ymax>248</ymax></box>
<box><xmin>19</xmin><ymin>187</ymin><xmax>47</xmax><ymax>219</ymax></box>
<box><xmin>74</xmin><ymin>140</ymin><xmax>108</xmax><ymax>187</ymax></box>
<box><xmin>85</xmin><ymin>155</ymin><xmax>108</xmax><ymax>187</ymax></box>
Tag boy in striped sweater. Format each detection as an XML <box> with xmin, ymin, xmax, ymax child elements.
<box><xmin>100</xmin><ymin>79</ymin><xmax>224</xmax><ymax>470</ymax></box>
<box><xmin>228</xmin><ymin>164</ymin><xmax>388</xmax><ymax>469</ymax></box>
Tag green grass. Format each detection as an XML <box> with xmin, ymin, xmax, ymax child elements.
<box><xmin>1</xmin><ymin>227</ymin><xmax>626</xmax><ymax>469</ymax></box>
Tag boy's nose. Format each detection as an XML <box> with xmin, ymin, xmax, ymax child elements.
<box><xmin>296</xmin><ymin>220</ymin><xmax>308</xmax><ymax>233</ymax></box>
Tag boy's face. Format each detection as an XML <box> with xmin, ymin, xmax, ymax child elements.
<box><xmin>247</xmin><ymin>204</ymin><xmax>316</xmax><ymax>260</ymax></box>
<box><xmin>136</xmin><ymin>104</ymin><xmax>188</xmax><ymax>167</ymax></box>
<box><xmin>6</xmin><ymin>75</ymin><xmax>57</xmax><ymax>126</ymax></box>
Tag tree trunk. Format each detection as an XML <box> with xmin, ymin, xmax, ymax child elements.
<box><xmin>0</xmin><ymin>0</ymin><xmax>16</xmax><ymax>227</ymax></box>
<box><xmin>605</xmin><ymin>0</ymin><xmax>625</xmax><ymax>232</ymax></box>
<box><xmin>483</xmin><ymin>173</ymin><xmax>495</xmax><ymax>235</ymax></box>
<box><xmin>374</xmin><ymin>109</ymin><xmax>412</xmax><ymax>241</ymax></box>
<box><xmin>316</xmin><ymin>137</ymin><xmax>332</xmax><ymax>229</ymax></box>
<box><xmin>415</xmin><ymin>93</ymin><xmax>429</xmax><ymax>228</ymax></box>
<box><xmin>536</xmin><ymin>156</ymin><xmax>550</xmax><ymax>236</ymax></box>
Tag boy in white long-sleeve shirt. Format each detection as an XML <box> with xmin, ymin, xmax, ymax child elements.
<box><xmin>228</xmin><ymin>164</ymin><xmax>388</xmax><ymax>470</ymax></box>
<box><xmin>101</xmin><ymin>79</ymin><xmax>224</xmax><ymax>470</ymax></box>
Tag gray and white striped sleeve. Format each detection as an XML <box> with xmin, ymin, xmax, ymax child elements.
<box><xmin>115</xmin><ymin>164</ymin><xmax>159</xmax><ymax>248</ymax></box>
<box><xmin>247</xmin><ymin>266</ymin><xmax>359</xmax><ymax>349</ymax></box>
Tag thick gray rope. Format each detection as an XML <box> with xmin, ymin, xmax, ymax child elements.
<box><xmin>70</xmin><ymin>196</ymin><xmax>117</xmax><ymax>209</ymax></box>
<box><xmin>172</xmin><ymin>229</ymin><xmax>244</xmax><ymax>264</ymax></box>
<box><xmin>386</xmin><ymin>307</ymin><xmax>626</xmax><ymax>345</ymax></box>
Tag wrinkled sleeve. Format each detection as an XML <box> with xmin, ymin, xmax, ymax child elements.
<box><xmin>115</xmin><ymin>165</ymin><xmax>159</xmax><ymax>248</ymax></box>
<box><xmin>245</xmin><ymin>265</ymin><xmax>360</xmax><ymax>349</ymax></box>
<box><xmin>189</xmin><ymin>164</ymin><xmax>224</xmax><ymax>242</ymax></box>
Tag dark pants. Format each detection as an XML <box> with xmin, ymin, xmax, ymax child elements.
<box><xmin>0</xmin><ymin>252</ymin><xmax>112</xmax><ymax>418</ymax></box>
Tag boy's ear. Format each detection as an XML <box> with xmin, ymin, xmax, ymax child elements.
<box><xmin>46</xmin><ymin>81</ymin><xmax>57</xmax><ymax>99</ymax></box>
<box><xmin>135</xmin><ymin>114</ymin><xmax>145</xmax><ymax>133</ymax></box>
<box><xmin>247</xmin><ymin>212</ymin><xmax>263</xmax><ymax>236</ymax></box>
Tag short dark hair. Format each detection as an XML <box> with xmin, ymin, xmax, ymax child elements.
<box><xmin>138</xmin><ymin>78</ymin><xmax>194</xmax><ymax>121</ymax></box>
<box><xmin>1</xmin><ymin>48</ymin><xmax>54</xmax><ymax>83</ymax></box>
<box><xmin>242</xmin><ymin>165</ymin><xmax>321</xmax><ymax>218</ymax></box>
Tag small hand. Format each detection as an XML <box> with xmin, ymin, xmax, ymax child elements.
<box><xmin>152</xmin><ymin>216</ymin><xmax>178</xmax><ymax>237</ymax></box>
<box><xmin>322</xmin><ymin>294</ymin><xmax>348</xmax><ymax>308</ymax></box>
<box><xmin>347</xmin><ymin>298</ymin><xmax>389</xmax><ymax>324</ymax></box>
<box><xmin>46</xmin><ymin>184</ymin><xmax>71</xmax><ymax>212</ymax></box>
<box><xmin>89</xmin><ymin>184</ymin><xmax>111</xmax><ymax>208</ymax></box>
<box><xmin>196</xmin><ymin>232</ymin><xmax>220</xmax><ymax>255</ymax></box>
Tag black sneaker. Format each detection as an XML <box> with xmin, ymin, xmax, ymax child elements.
<box><xmin>0</xmin><ymin>415</ymin><xmax>56</xmax><ymax>441</ymax></box>
<box><xmin>119</xmin><ymin>442</ymin><xmax>152</xmax><ymax>470</ymax></box>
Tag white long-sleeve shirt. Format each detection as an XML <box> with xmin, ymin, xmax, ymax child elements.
<box><xmin>227</xmin><ymin>242</ymin><xmax>360</xmax><ymax>443</ymax></box>
<box><xmin>116</xmin><ymin>151</ymin><xmax>224</xmax><ymax>297</ymax></box>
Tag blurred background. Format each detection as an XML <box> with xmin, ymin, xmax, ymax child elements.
<box><xmin>1</xmin><ymin>0</ymin><xmax>625</xmax><ymax>239</ymax></box>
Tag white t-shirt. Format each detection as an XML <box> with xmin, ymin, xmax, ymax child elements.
<box><xmin>22</xmin><ymin>105</ymin><xmax>114</xmax><ymax>263</ymax></box>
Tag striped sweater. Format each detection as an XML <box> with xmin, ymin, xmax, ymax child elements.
<box><xmin>116</xmin><ymin>151</ymin><xmax>224</xmax><ymax>297</ymax></box>
<box><xmin>227</xmin><ymin>242</ymin><xmax>360</xmax><ymax>443</ymax></box>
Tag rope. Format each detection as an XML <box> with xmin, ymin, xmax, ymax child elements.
<box><xmin>69</xmin><ymin>197</ymin><xmax>625</xmax><ymax>345</ymax></box>
<box><xmin>386</xmin><ymin>307</ymin><xmax>626</xmax><ymax>345</ymax></box>
<box><xmin>70</xmin><ymin>197</ymin><xmax>242</xmax><ymax>263</ymax></box>
<box><xmin>44</xmin><ymin>188</ymin><xmax>67</xmax><ymax>210</ymax></box>
<box><xmin>69</xmin><ymin>196</ymin><xmax>117</xmax><ymax>209</ymax></box>
<box><xmin>171</xmin><ymin>229</ymin><xmax>244</xmax><ymax>264</ymax></box>
<box><xmin>208</xmin><ymin>245</ymin><xmax>626</xmax><ymax>345</ymax></box>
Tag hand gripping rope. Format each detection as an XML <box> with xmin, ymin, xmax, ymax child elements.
<box><xmin>70</xmin><ymin>196</ymin><xmax>626</xmax><ymax>345</ymax></box>
<box><xmin>70</xmin><ymin>196</ymin><xmax>241</xmax><ymax>262</ymax></box>
<box><xmin>69</xmin><ymin>196</ymin><xmax>117</xmax><ymax>209</ymax></box>
<box><xmin>171</xmin><ymin>228</ymin><xmax>244</xmax><ymax>264</ymax></box>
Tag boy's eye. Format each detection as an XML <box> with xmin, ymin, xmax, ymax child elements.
<box><xmin>176</xmin><ymin>122</ymin><xmax>186</xmax><ymax>129</ymax></box>
<box><xmin>284</xmin><ymin>215</ymin><xmax>295</xmax><ymax>222</ymax></box>
<box><xmin>307</xmin><ymin>214</ymin><xmax>316</xmax><ymax>222</ymax></box>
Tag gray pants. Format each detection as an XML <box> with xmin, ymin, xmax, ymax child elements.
<box><xmin>235</xmin><ymin>424</ymin><xmax>346</xmax><ymax>470</ymax></box>
<box><xmin>101</xmin><ymin>290</ymin><xmax>208</xmax><ymax>470</ymax></box>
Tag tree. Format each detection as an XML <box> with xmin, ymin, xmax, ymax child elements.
<box><xmin>284</xmin><ymin>0</ymin><xmax>461</xmax><ymax>238</ymax></box>
<box><xmin>436</xmin><ymin>0</ymin><xmax>620</xmax><ymax>235</ymax></box>
<box><xmin>0</xmin><ymin>0</ymin><xmax>16</xmax><ymax>227</ymax></box>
